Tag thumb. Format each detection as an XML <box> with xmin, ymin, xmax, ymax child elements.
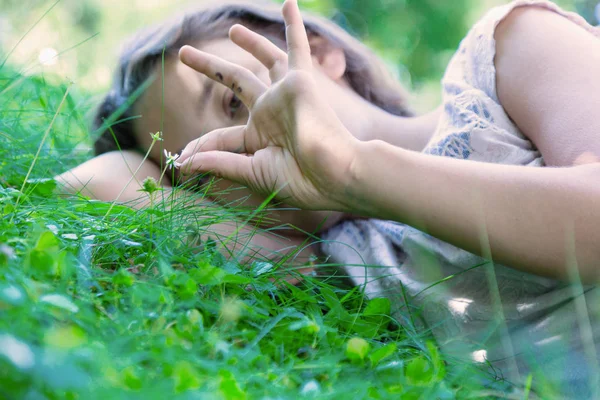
<box><xmin>179</xmin><ymin>151</ymin><xmax>254</xmax><ymax>187</ymax></box>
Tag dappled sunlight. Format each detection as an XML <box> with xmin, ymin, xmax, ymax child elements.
<box><xmin>471</xmin><ymin>349</ymin><xmax>488</xmax><ymax>363</ymax></box>
<box><xmin>448</xmin><ymin>297</ymin><xmax>473</xmax><ymax>315</ymax></box>
<box><xmin>535</xmin><ymin>335</ymin><xmax>563</xmax><ymax>347</ymax></box>
<box><xmin>0</xmin><ymin>334</ymin><xmax>35</xmax><ymax>370</ymax></box>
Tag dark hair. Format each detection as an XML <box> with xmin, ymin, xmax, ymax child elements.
<box><xmin>92</xmin><ymin>0</ymin><xmax>413</xmax><ymax>155</ymax></box>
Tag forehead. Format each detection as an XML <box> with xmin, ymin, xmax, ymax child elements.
<box><xmin>199</xmin><ymin>37</ymin><xmax>256</xmax><ymax>60</ymax></box>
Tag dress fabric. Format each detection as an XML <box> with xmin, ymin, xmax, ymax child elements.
<box><xmin>321</xmin><ymin>1</ymin><xmax>600</xmax><ymax>397</ymax></box>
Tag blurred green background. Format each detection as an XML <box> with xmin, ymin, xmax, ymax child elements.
<box><xmin>1</xmin><ymin>0</ymin><xmax>599</xmax><ymax>112</ymax></box>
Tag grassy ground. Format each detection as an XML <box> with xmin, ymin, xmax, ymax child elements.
<box><xmin>0</xmin><ymin>59</ymin><xmax>516</xmax><ymax>399</ymax></box>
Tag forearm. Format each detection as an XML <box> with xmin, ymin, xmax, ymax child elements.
<box><xmin>55</xmin><ymin>152</ymin><xmax>317</xmax><ymax>266</ymax></box>
<box><xmin>204</xmin><ymin>178</ymin><xmax>347</xmax><ymax>234</ymax></box>
<box><xmin>192</xmin><ymin>217</ymin><xmax>317</xmax><ymax>267</ymax></box>
<box><xmin>348</xmin><ymin>140</ymin><xmax>600</xmax><ymax>282</ymax></box>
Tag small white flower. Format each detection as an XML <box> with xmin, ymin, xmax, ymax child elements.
<box><xmin>163</xmin><ymin>149</ymin><xmax>180</xmax><ymax>170</ymax></box>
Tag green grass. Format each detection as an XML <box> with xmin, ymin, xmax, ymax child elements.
<box><xmin>0</xmin><ymin>56</ymin><xmax>512</xmax><ymax>400</ymax></box>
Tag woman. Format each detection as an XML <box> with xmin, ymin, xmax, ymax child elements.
<box><xmin>56</xmin><ymin>0</ymin><xmax>420</xmax><ymax>265</ymax></box>
<box><xmin>176</xmin><ymin>0</ymin><xmax>600</xmax><ymax>397</ymax></box>
<box><xmin>58</xmin><ymin>0</ymin><xmax>599</xmax><ymax>396</ymax></box>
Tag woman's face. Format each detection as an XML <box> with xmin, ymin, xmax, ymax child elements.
<box><xmin>133</xmin><ymin>34</ymin><xmax>356</xmax><ymax>165</ymax></box>
<box><xmin>134</xmin><ymin>38</ymin><xmax>267</xmax><ymax>163</ymax></box>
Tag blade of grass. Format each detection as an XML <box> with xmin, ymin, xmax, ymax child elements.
<box><xmin>10</xmin><ymin>83</ymin><xmax>71</xmax><ymax>222</ymax></box>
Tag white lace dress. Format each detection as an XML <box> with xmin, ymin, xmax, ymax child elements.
<box><xmin>322</xmin><ymin>1</ymin><xmax>600</xmax><ymax>397</ymax></box>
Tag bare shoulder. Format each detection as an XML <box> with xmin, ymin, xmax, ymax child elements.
<box><xmin>495</xmin><ymin>5</ymin><xmax>568</xmax><ymax>39</ymax></box>
<box><xmin>493</xmin><ymin>5</ymin><xmax>600</xmax><ymax>166</ymax></box>
<box><xmin>494</xmin><ymin>5</ymin><xmax>598</xmax><ymax>81</ymax></box>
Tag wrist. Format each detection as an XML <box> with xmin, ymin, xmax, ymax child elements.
<box><xmin>342</xmin><ymin>139</ymin><xmax>388</xmax><ymax>216</ymax></box>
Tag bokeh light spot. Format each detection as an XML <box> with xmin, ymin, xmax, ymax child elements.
<box><xmin>38</xmin><ymin>47</ymin><xmax>58</xmax><ymax>66</ymax></box>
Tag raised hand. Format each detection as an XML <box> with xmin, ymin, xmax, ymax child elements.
<box><xmin>177</xmin><ymin>0</ymin><xmax>359</xmax><ymax>212</ymax></box>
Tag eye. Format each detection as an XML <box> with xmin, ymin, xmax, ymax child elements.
<box><xmin>228</xmin><ymin>94</ymin><xmax>242</xmax><ymax>118</ymax></box>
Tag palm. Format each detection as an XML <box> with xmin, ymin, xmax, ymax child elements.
<box><xmin>246</xmin><ymin>145</ymin><xmax>317</xmax><ymax>209</ymax></box>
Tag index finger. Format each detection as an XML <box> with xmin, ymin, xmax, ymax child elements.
<box><xmin>179</xmin><ymin>46</ymin><xmax>266</xmax><ymax>108</ymax></box>
<box><xmin>282</xmin><ymin>0</ymin><xmax>312</xmax><ymax>71</ymax></box>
